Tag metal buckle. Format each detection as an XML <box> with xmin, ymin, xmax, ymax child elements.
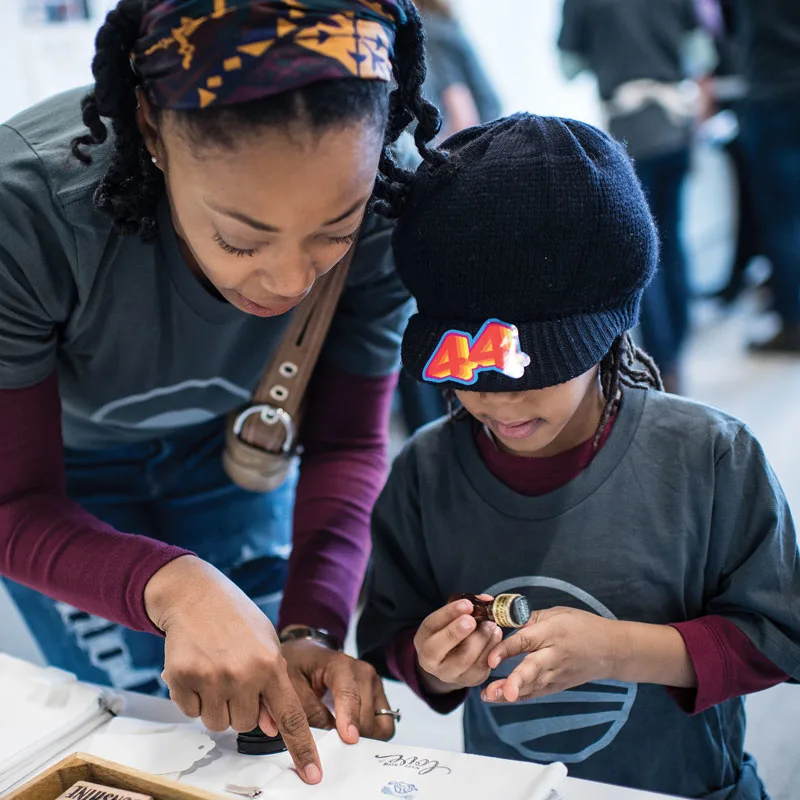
<box><xmin>233</xmin><ymin>404</ymin><xmax>295</xmax><ymax>454</ymax></box>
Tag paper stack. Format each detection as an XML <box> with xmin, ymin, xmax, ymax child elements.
<box><xmin>0</xmin><ymin>654</ymin><xmax>122</xmax><ymax>794</ymax></box>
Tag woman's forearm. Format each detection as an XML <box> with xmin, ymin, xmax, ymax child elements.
<box><xmin>278</xmin><ymin>363</ymin><xmax>396</xmax><ymax>645</ymax></box>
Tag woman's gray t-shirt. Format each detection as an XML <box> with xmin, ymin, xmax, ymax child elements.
<box><xmin>0</xmin><ymin>88</ymin><xmax>411</xmax><ymax>449</ymax></box>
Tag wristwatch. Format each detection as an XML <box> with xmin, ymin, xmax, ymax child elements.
<box><xmin>279</xmin><ymin>625</ymin><xmax>342</xmax><ymax>651</ymax></box>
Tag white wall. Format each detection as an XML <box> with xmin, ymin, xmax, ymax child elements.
<box><xmin>456</xmin><ymin>0</ymin><xmax>601</xmax><ymax>124</ymax></box>
<box><xmin>0</xmin><ymin>0</ymin><xmax>598</xmax><ymax>123</ymax></box>
<box><xmin>0</xmin><ymin>3</ymin><xmax>35</xmax><ymax>123</ymax></box>
<box><xmin>1</xmin><ymin>21</ymin><xmax>91</xmax><ymax>121</ymax></box>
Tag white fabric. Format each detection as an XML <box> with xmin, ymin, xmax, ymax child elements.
<box><xmin>606</xmin><ymin>79</ymin><xmax>701</xmax><ymax>124</ymax></box>
<box><xmin>170</xmin><ymin>730</ymin><xmax>567</xmax><ymax>800</ymax></box>
<box><xmin>85</xmin><ymin>718</ymin><xmax>215</xmax><ymax>776</ymax></box>
<box><xmin>260</xmin><ymin>733</ymin><xmax>567</xmax><ymax>800</ymax></box>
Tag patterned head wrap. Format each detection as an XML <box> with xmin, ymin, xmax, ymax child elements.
<box><xmin>132</xmin><ymin>0</ymin><xmax>404</xmax><ymax>110</ymax></box>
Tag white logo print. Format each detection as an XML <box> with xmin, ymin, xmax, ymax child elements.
<box><xmin>90</xmin><ymin>378</ymin><xmax>251</xmax><ymax>430</ymax></box>
<box><xmin>477</xmin><ymin>576</ymin><xmax>637</xmax><ymax>764</ymax></box>
<box><xmin>381</xmin><ymin>782</ymin><xmax>418</xmax><ymax>798</ymax></box>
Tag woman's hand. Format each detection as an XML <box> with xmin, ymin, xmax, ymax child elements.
<box><xmin>143</xmin><ymin>556</ymin><xmax>322</xmax><ymax>784</ymax></box>
<box><xmin>281</xmin><ymin>638</ymin><xmax>396</xmax><ymax>743</ymax></box>
<box><xmin>414</xmin><ymin>597</ymin><xmax>503</xmax><ymax>695</ymax></box>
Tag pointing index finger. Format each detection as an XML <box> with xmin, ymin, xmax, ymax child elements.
<box><xmin>262</xmin><ymin>670</ymin><xmax>321</xmax><ymax>784</ymax></box>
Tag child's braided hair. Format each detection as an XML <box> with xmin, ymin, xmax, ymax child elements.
<box><xmin>594</xmin><ymin>333</ymin><xmax>663</xmax><ymax>447</ymax></box>
<box><xmin>71</xmin><ymin>0</ymin><xmax>444</xmax><ymax>241</ymax></box>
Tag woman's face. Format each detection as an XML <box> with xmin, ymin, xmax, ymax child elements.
<box><xmin>143</xmin><ymin>106</ymin><xmax>384</xmax><ymax>317</ymax></box>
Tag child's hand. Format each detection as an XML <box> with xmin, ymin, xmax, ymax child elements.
<box><xmin>483</xmin><ymin>607</ymin><xmax>622</xmax><ymax>703</ymax></box>
<box><xmin>415</xmin><ymin>596</ymin><xmax>504</xmax><ymax>694</ymax></box>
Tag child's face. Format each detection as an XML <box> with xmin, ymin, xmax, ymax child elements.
<box><xmin>455</xmin><ymin>366</ymin><xmax>604</xmax><ymax>457</ymax></box>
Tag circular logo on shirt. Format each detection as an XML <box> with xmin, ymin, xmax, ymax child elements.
<box><xmin>476</xmin><ymin>576</ymin><xmax>637</xmax><ymax>764</ymax></box>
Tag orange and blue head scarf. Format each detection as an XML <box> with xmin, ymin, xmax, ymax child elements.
<box><xmin>132</xmin><ymin>0</ymin><xmax>403</xmax><ymax>110</ymax></box>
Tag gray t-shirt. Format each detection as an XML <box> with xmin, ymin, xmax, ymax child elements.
<box><xmin>558</xmin><ymin>0</ymin><xmax>700</xmax><ymax>160</ymax></box>
<box><xmin>0</xmin><ymin>88</ymin><xmax>412</xmax><ymax>449</ymax></box>
<box><xmin>734</xmin><ymin>0</ymin><xmax>800</xmax><ymax>99</ymax></box>
<box><xmin>359</xmin><ymin>388</ymin><xmax>800</xmax><ymax>799</ymax></box>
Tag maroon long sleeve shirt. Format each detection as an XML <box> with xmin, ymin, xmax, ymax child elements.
<box><xmin>0</xmin><ymin>362</ymin><xmax>395</xmax><ymax>647</ymax></box>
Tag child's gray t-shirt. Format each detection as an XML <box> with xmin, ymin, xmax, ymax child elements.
<box><xmin>359</xmin><ymin>388</ymin><xmax>800</xmax><ymax>799</ymax></box>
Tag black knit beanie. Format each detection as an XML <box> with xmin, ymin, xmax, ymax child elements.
<box><xmin>393</xmin><ymin>113</ymin><xmax>658</xmax><ymax>392</ymax></box>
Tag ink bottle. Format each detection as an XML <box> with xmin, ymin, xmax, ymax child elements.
<box><xmin>237</xmin><ymin>727</ymin><xmax>288</xmax><ymax>756</ymax></box>
<box><xmin>450</xmin><ymin>593</ymin><xmax>531</xmax><ymax>629</ymax></box>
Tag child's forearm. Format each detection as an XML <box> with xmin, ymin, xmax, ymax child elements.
<box><xmin>612</xmin><ymin>621</ymin><xmax>697</xmax><ymax>688</ymax></box>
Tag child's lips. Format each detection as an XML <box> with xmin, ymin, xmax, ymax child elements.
<box><xmin>490</xmin><ymin>418</ymin><xmax>545</xmax><ymax>440</ymax></box>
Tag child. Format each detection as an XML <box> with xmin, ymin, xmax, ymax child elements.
<box><xmin>358</xmin><ymin>115</ymin><xmax>800</xmax><ymax>799</ymax></box>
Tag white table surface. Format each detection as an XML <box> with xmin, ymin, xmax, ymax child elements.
<box><xmin>42</xmin><ymin>691</ymin><xmax>682</xmax><ymax>800</ymax></box>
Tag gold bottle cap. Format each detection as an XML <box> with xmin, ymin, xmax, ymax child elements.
<box><xmin>492</xmin><ymin>593</ymin><xmax>531</xmax><ymax>628</ymax></box>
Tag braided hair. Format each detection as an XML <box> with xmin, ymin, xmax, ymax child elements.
<box><xmin>594</xmin><ymin>333</ymin><xmax>662</xmax><ymax>448</ymax></box>
<box><xmin>71</xmin><ymin>0</ymin><xmax>443</xmax><ymax>240</ymax></box>
<box><xmin>445</xmin><ymin>333</ymin><xmax>663</xmax><ymax>449</ymax></box>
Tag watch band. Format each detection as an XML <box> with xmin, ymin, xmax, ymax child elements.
<box><xmin>279</xmin><ymin>626</ymin><xmax>342</xmax><ymax>651</ymax></box>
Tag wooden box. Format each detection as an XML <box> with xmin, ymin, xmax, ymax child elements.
<box><xmin>4</xmin><ymin>753</ymin><xmax>223</xmax><ymax>800</ymax></box>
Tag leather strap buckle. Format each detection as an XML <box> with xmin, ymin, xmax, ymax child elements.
<box><xmin>233</xmin><ymin>404</ymin><xmax>296</xmax><ymax>454</ymax></box>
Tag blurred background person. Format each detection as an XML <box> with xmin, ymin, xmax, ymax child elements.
<box><xmin>395</xmin><ymin>0</ymin><xmax>503</xmax><ymax>435</ymax></box>
<box><xmin>23</xmin><ymin>0</ymin><xmax>90</xmax><ymax>23</ymax></box>
<box><xmin>696</xmin><ymin>0</ymin><xmax>768</xmax><ymax>308</ymax></box>
<box><xmin>558</xmin><ymin>0</ymin><xmax>716</xmax><ymax>393</ymax></box>
<box><xmin>734</xmin><ymin>0</ymin><xmax>800</xmax><ymax>353</ymax></box>
<box><xmin>416</xmin><ymin>0</ymin><xmax>501</xmax><ymax>139</ymax></box>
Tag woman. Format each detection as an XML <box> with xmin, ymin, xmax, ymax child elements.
<box><xmin>0</xmin><ymin>0</ymin><xmax>439</xmax><ymax>782</ymax></box>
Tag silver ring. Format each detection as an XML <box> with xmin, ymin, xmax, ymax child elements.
<box><xmin>375</xmin><ymin>708</ymin><xmax>401</xmax><ymax>722</ymax></box>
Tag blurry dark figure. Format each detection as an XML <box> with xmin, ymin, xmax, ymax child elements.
<box><xmin>397</xmin><ymin>0</ymin><xmax>503</xmax><ymax>435</ymax></box>
<box><xmin>699</xmin><ymin>0</ymin><xmax>766</xmax><ymax>306</ymax></box>
<box><xmin>416</xmin><ymin>0</ymin><xmax>502</xmax><ymax>138</ymax></box>
<box><xmin>734</xmin><ymin>0</ymin><xmax>800</xmax><ymax>353</ymax></box>
<box><xmin>558</xmin><ymin>0</ymin><xmax>715</xmax><ymax>393</ymax></box>
<box><xmin>43</xmin><ymin>1</ymin><xmax>91</xmax><ymax>22</ymax></box>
